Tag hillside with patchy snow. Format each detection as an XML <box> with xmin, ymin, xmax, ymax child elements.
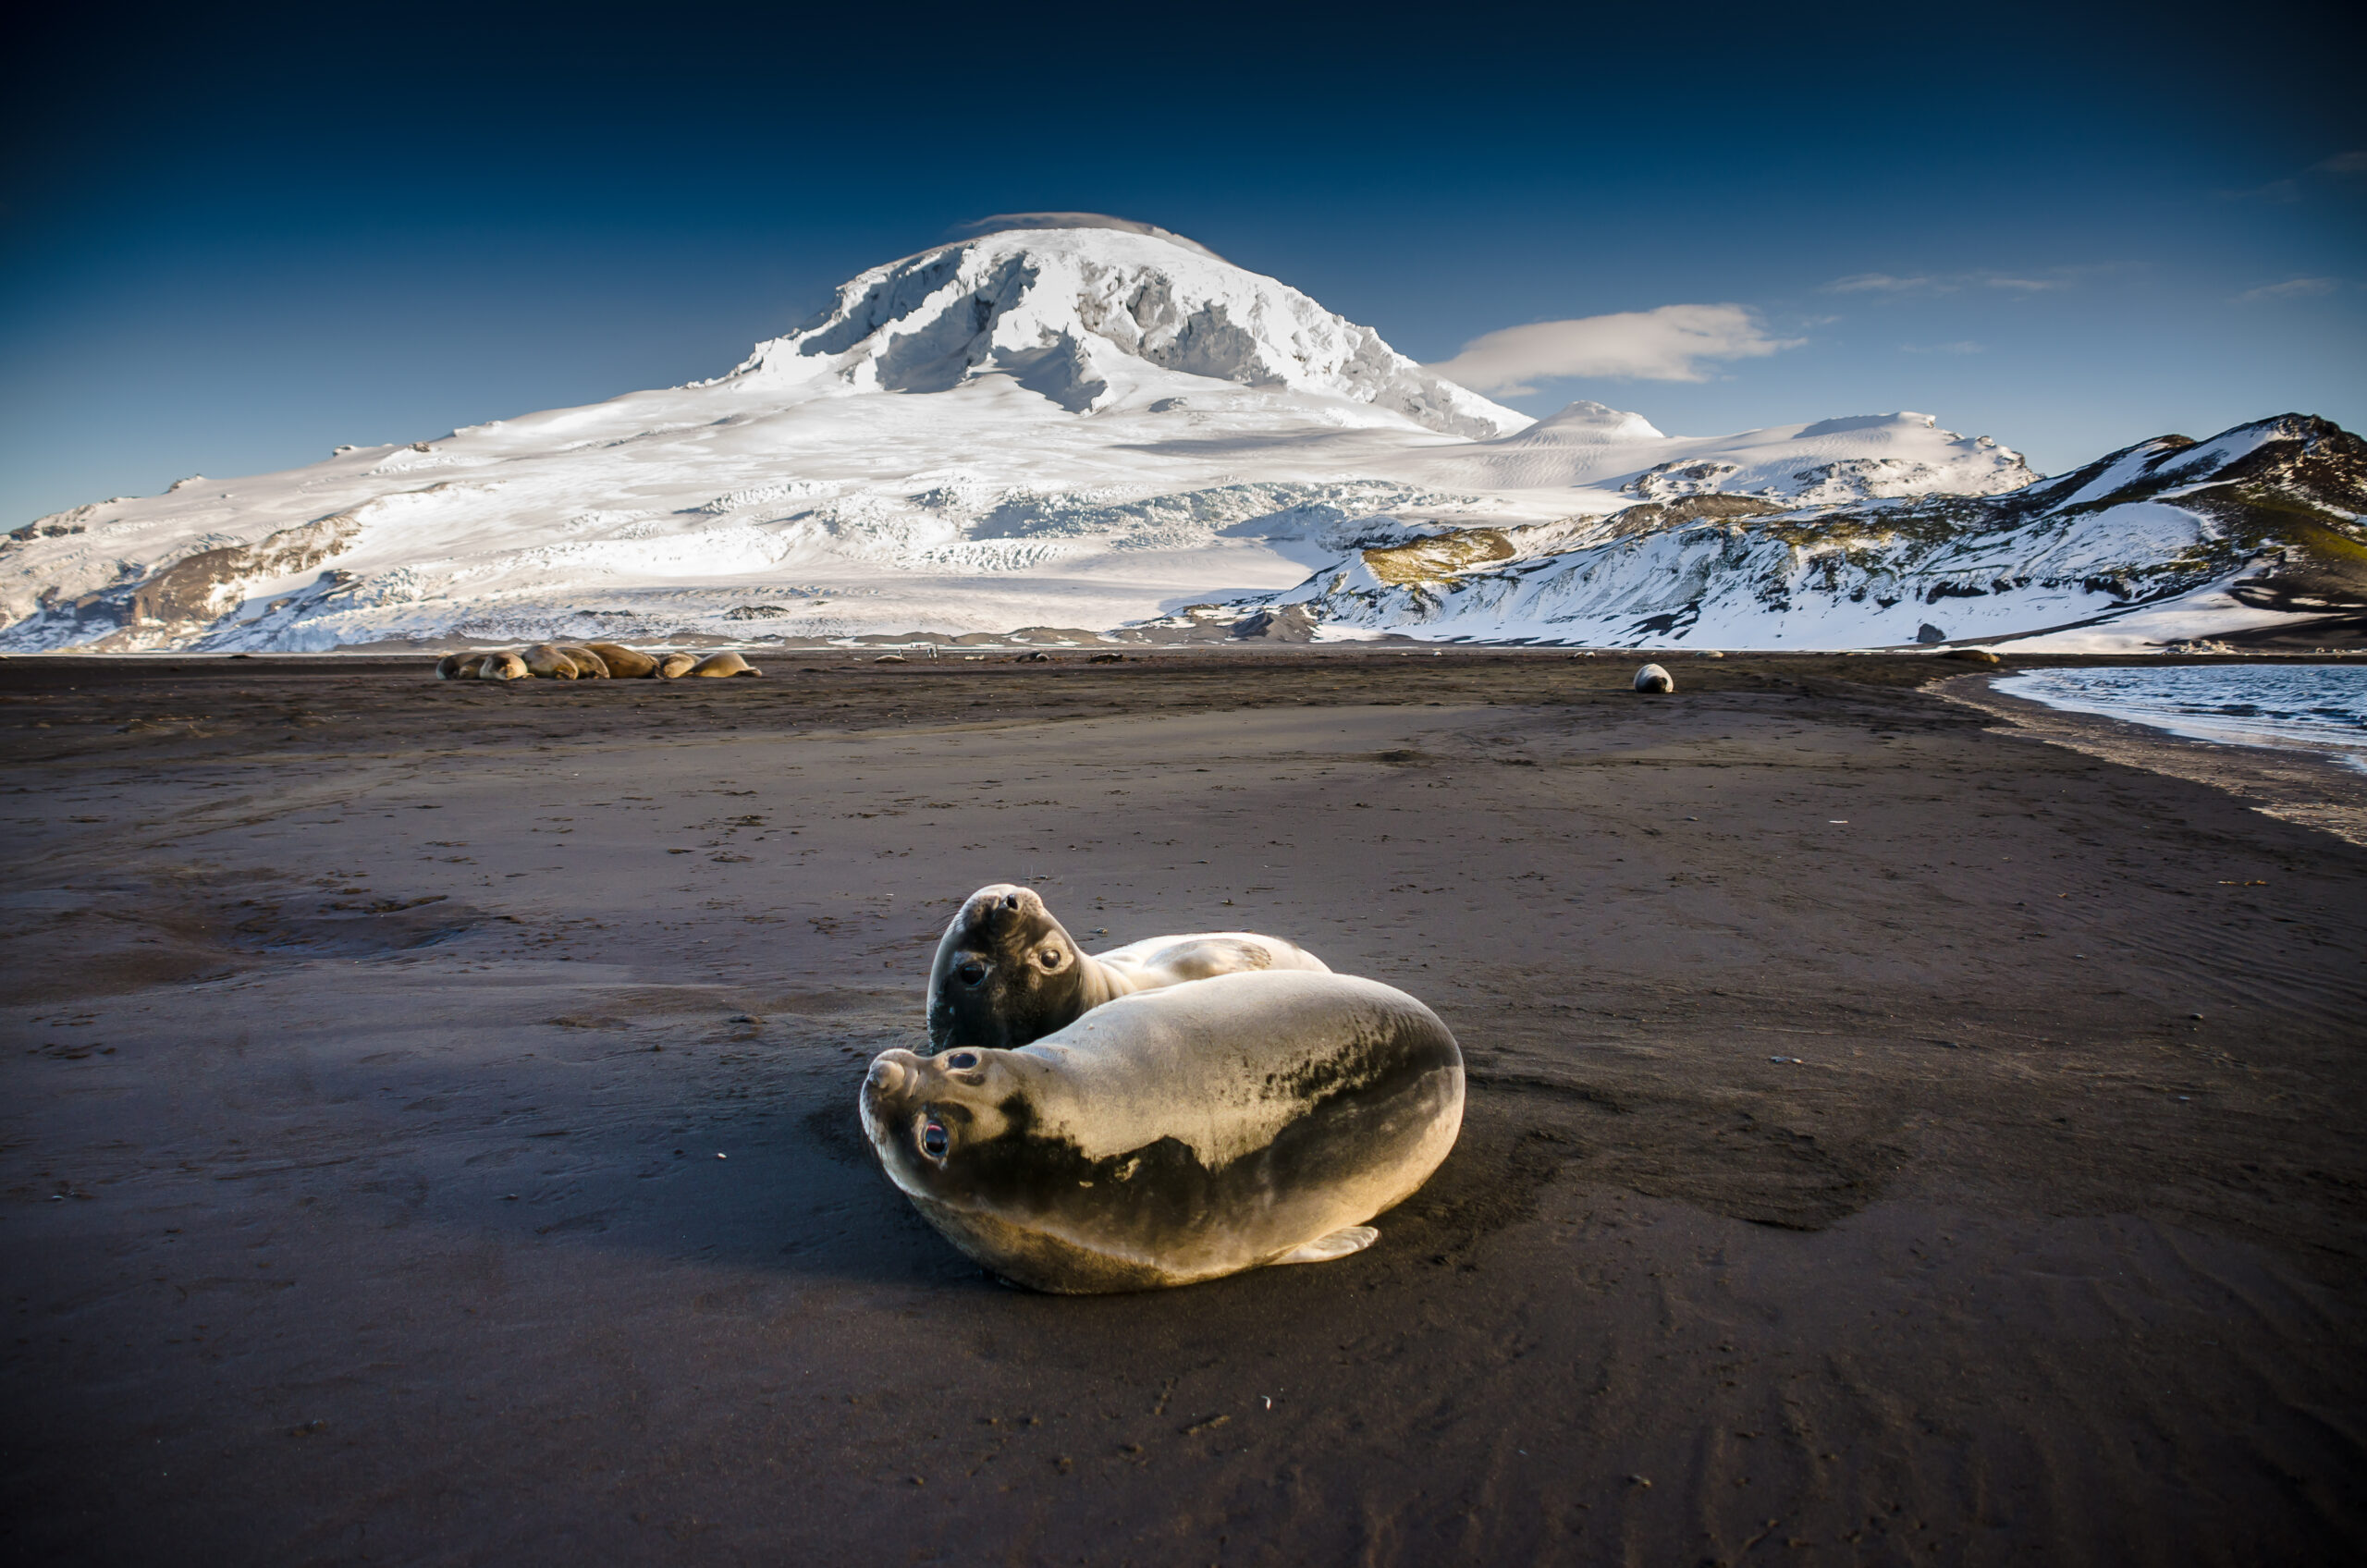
<box><xmin>2</xmin><ymin>217</ymin><xmax>2360</xmax><ymax>653</ymax></box>
<box><xmin>1245</xmin><ymin>415</ymin><xmax>2367</xmax><ymax>651</ymax></box>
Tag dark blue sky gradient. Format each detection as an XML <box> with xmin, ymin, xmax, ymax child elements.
<box><xmin>5</xmin><ymin>1</ymin><xmax>2361</xmax><ymax>521</ymax></box>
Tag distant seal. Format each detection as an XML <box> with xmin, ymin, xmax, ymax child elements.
<box><xmin>656</xmin><ymin>652</ymin><xmax>699</xmax><ymax>680</ymax></box>
<box><xmin>586</xmin><ymin>642</ymin><xmax>658</xmax><ymax>679</ymax></box>
<box><xmin>522</xmin><ymin>643</ymin><xmax>582</xmax><ymax>679</ymax></box>
<box><xmin>476</xmin><ymin>652</ymin><xmax>529</xmax><ymax>681</ymax></box>
<box><xmin>435</xmin><ymin>652</ymin><xmax>484</xmax><ymax>680</ymax></box>
<box><xmin>1634</xmin><ymin>663</ymin><xmax>1674</xmax><ymax>693</ymax></box>
<box><xmin>927</xmin><ymin>883</ymin><xmax>1330</xmax><ymax>1054</ymax></box>
<box><xmin>687</xmin><ymin>652</ymin><xmax>760</xmax><ymax>678</ymax></box>
<box><xmin>557</xmin><ymin>644</ymin><xmax>611</xmax><ymax>678</ymax></box>
<box><xmin>860</xmin><ymin>969</ymin><xmax>1465</xmax><ymax>1292</ymax></box>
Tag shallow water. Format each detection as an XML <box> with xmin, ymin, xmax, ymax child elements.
<box><xmin>1997</xmin><ymin>664</ymin><xmax>2367</xmax><ymax>771</ymax></box>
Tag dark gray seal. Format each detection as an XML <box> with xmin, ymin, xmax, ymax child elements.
<box><xmin>926</xmin><ymin>883</ymin><xmax>1329</xmax><ymax>1054</ymax></box>
<box><xmin>859</xmin><ymin>970</ymin><xmax>1465</xmax><ymax>1292</ymax></box>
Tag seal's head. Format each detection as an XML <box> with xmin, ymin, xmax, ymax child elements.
<box><xmin>858</xmin><ymin>1045</ymin><xmax>1025</xmax><ymax>1201</ymax></box>
<box><xmin>926</xmin><ymin>883</ymin><xmax>1093</xmax><ymax>1054</ymax></box>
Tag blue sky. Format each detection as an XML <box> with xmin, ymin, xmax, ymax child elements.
<box><xmin>4</xmin><ymin>1</ymin><xmax>2361</xmax><ymax>524</ymax></box>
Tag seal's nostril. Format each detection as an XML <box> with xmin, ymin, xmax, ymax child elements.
<box><xmin>866</xmin><ymin>1059</ymin><xmax>908</xmax><ymax>1096</ymax></box>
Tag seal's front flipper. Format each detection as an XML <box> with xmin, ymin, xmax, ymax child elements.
<box><xmin>1274</xmin><ymin>1225</ymin><xmax>1379</xmax><ymax>1266</ymax></box>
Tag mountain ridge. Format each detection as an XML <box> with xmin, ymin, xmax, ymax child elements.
<box><xmin>1</xmin><ymin>222</ymin><xmax>2355</xmax><ymax>654</ymax></box>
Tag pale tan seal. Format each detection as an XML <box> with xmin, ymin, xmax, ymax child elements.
<box><xmin>435</xmin><ymin>652</ymin><xmax>485</xmax><ymax>680</ymax></box>
<box><xmin>476</xmin><ymin>652</ymin><xmax>529</xmax><ymax>681</ymax></box>
<box><xmin>521</xmin><ymin>643</ymin><xmax>583</xmax><ymax>679</ymax></box>
<box><xmin>1634</xmin><ymin>663</ymin><xmax>1674</xmax><ymax>693</ymax></box>
<box><xmin>686</xmin><ymin>652</ymin><xmax>760</xmax><ymax>678</ymax></box>
<box><xmin>655</xmin><ymin>652</ymin><xmax>699</xmax><ymax>679</ymax></box>
<box><xmin>586</xmin><ymin>642</ymin><xmax>659</xmax><ymax>678</ymax></box>
<box><xmin>861</xmin><ymin>970</ymin><xmax>1464</xmax><ymax>1292</ymax></box>
<box><xmin>557</xmin><ymin>644</ymin><xmax>611</xmax><ymax>678</ymax></box>
<box><xmin>927</xmin><ymin>883</ymin><xmax>1329</xmax><ymax>1054</ymax></box>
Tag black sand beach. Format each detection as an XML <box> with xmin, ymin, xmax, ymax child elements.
<box><xmin>3</xmin><ymin>650</ymin><xmax>2363</xmax><ymax>1565</ymax></box>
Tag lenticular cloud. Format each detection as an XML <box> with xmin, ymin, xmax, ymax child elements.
<box><xmin>1427</xmin><ymin>304</ymin><xmax>1803</xmax><ymax>393</ymax></box>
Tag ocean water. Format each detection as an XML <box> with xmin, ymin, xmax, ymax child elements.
<box><xmin>1995</xmin><ymin>664</ymin><xmax>2367</xmax><ymax>771</ymax></box>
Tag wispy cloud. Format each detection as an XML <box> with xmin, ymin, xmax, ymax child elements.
<box><xmin>2222</xmin><ymin>178</ymin><xmax>2303</xmax><ymax>204</ymax></box>
<box><xmin>1426</xmin><ymin>304</ymin><xmax>1803</xmax><ymax>393</ymax></box>
<box><xmin>2218</xmin><ymin>151</ymin><xmax>2366</xmax><ymax>202</ymax></box>
<box><xmin>1901</xmin><ymin>341</ymin><xmax>1984</xmax><ymax>354</ymax></box>
<box><xmin>2235</xmin><ymin>276</ymin><xmax>2342</xmax><ymax>302</ymax></box>
<box><xmin>1822</xmin><ymin>269</ymin><xmax>2079</xmax><ymax>296</ymax></box>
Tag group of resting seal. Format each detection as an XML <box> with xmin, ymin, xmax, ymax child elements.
<box><xmin>858</xmin><ymin>882</ymin><xmax>1465</xmax><ymax>1293</ymax></box>
<box><xmin>435</xmin><ymin>643</ymin><xmax>759</xmax><ymax>681</ymax></box>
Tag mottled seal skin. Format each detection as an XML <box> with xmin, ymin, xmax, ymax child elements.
<box><xmin>860</xmin><ymin>970</ymin><xmax>1465</xmax><ymax>1293</ymax></box>
<box><xmin>926</xmin><ymin>883</ymin><xmax>1329</xmax><ymax>1054</ymax></box>
<box><xmin>1633</xmin><ymin>663</ymin><xmax>1674</xmax><ymax>693</ymax></box>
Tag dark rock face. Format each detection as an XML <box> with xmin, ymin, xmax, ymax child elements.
<box><xmin>6</xmin><ymin>509</ymin><xmax>363</xmax><ymax>651</ymax></box>
<box><xmin>1917</xmin><ymin>623</ymin><xmax>1947</xmax><ymax>644</ymax></box>
<box><xmin>1230</xmin><ymin>605</ymin><xmax>1318</xmax><ymax>643</ymax></box>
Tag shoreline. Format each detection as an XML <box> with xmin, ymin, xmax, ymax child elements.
<box><xmin>1945</xmin><ymin>671</ymin><xmax>2367</xmax><ymax>848</ymax></box>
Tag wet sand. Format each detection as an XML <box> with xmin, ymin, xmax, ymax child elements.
<box><xmin>3</xmin><ymin>650</ymin><xmax>2363</xmax><ymax>1566</ymax></box>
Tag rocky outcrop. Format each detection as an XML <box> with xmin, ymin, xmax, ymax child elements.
<box><xmin>11</xmin><ymin>509</ymin><xmax>362</xmax><ymax>651</ymax></box>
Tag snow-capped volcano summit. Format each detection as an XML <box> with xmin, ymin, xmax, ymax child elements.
<box><xmin>4</xmin><ymin>218</ymin><xmax>2356</xmax><ymax>654</ymax></box>
<box><xmin>720</xmin><ymin>223</ymin><xmax>1529</xmax><ymax>439</ymax></box>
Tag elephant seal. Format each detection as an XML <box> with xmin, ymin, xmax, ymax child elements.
<box><xmin>557</xmin><ymin>644</ymin><xmax>610</xmax><ymax>678</ymax></box>
<box><xmin>476</xmin><ymin>652</ymin><xmax>529</xmax><ymax>681</ymax></box>
<box><xmin>655</xmin><ymin>652</ymin><xmax>699</xmax><ymax>679</ymax></box>
<box><xmin>688</xmin><ymin>652</ymin><xmax>760</xmax><ymax>678</ymax></box>
<box><xmin>435</xmin><ymin>652</ymin><xmax>484</xmax><ymax>680</ymax></box>
<box><xmin>522</xmin><ymin>643</ymin><xmax>582</xmax><ymax>679</ymax></box>
<box><xmin>860</xmin><ymin>970</ymin><xmax>1465</xmax><ymax>1293</ymax></box>
<box><xmin>586</xmin><ymin>642</ymin><xmax>658</xmax><ymax>679</ymax></box>
<box><xmin>927</xmin><ymin>883</ymin><xmax>1330</xmax><ymax>1054</ymax></box>
<box><xmin>1633</xmin><ymin>663</ymin><xmax>1674</xmax><ymax>693</ymax></box>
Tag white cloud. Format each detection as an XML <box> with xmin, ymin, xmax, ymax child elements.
<box><xmin>2235</xmin><ymin>276</ymin><xmax>2341</xmax><ymax>302</ymax></box>
<box><xmin>1823</xmin><ymin>269</ymin><xmax>2078</xmax><ymax>296</ymax></box>
<box><xmin>1901</xmin><ymin>341</ymin><xmax>1984</xmax><ymax>354</ymax></box>
<box><xmin>1426</xmin><ymin>304</ymin><xmax>1802</xmax><ymax>393</ymax></box>
<box><xmin>1825</xmin><ymin>273</ymin><xmax>1935</xmax><ymax>294</ymax></box>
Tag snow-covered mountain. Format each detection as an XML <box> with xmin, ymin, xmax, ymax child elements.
<box><xmin>3</xmin><ymin>216</ymin><xmax>2359</xmax><ymax>652</ymax></box>
<box><xmin>1250</xmin><ymin>414</ymin><xmax>2367</xmax><ymax>650</ymax></box>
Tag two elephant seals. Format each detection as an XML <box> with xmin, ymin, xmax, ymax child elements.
<box><xmin>1634</xmin><ymin>663</ymin><xmax>1674</xmax><ymax>693</ymax></box>
<box><xmin>861</xmin><ymin>970</ymin><xmax>1465</xmax><ymax>1293</ymax></box>
<box><xmin>927</xmin><ymin>883</ymin><xmax>1329</xmax><ymax>1053</ymax></box>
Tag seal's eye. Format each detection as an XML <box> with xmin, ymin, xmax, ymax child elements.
<box><xmin>1037</xmin><ymin>949</ymin><xmax>1061</xmax><ymax>969</ymax></box>
<box><xmin>944</xmin><ymin>1052</ymin><xmax>978</xmax><ymax>1070</ymax></box>
<box><xmin>920</xmin><ymin>1118</ymin><xmax>950</xmax><ymax>1159</ymax></box>
<box><xmin>956</xmin><ymin>960</ymin><xmax>987</xmax><ymax>986</ymax></box>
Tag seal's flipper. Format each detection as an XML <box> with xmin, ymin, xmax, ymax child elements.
<box><xmin>1274</xmin><ymin>1225</ymin><xmax>1379</xmax><ymax>1266</ymax></box>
